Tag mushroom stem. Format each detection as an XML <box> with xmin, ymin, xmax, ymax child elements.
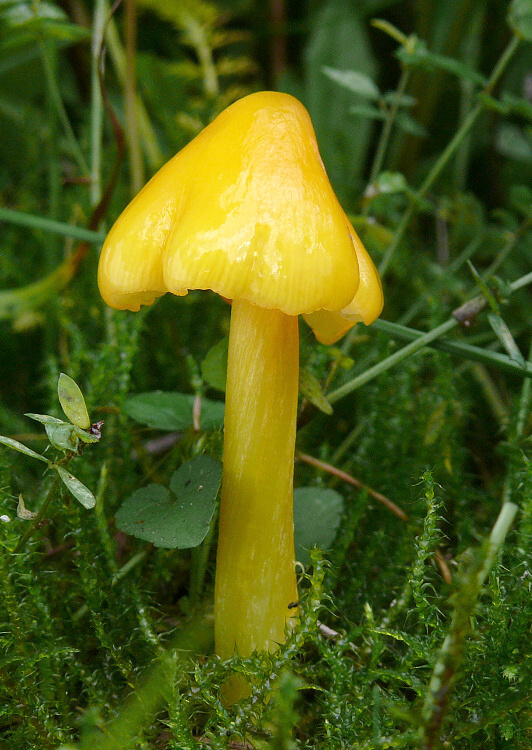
<box><xmin>215</xmin><ymin>299</ymin><xmax>299</xmax><ymax>680</ymax></box>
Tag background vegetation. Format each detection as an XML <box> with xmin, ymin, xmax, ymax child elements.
<box><xmin>1</xmin><ymin>0</ymin><xmax>531</xmax><ymax>747</ymax></box>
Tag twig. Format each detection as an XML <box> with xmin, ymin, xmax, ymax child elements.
<box><xmin>296</xmin><ymin>450</ymin><xmax>408</xmax><ymax>521</ymax></box>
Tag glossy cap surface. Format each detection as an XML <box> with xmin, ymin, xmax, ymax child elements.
<box><xmin>98</xmin><ymin>92</ymin><xmax>363</xmax><ymax>316</ymax></box>
<box><xmin>303</xmin><ymin>219</ymin><xmax>383</xmax><ymax>344</ymax></box>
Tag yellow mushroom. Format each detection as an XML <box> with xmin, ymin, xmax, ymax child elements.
<box><xmin>98</xmin><ymin>91</ymin><xmax>383</xmax><ymax>699</ymax></box>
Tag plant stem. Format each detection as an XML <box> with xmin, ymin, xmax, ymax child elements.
<box><xmin>112</xmin><ymin>549</ymin><xmax>149</xmax><ymax>585</ymax></box>
<box><xmin>39</xmin><ymin>40</ymin><xmax>89</xmax><ymax>177</ymax></box>
<box><xmin>270</xmin><ymin>0</ymin><xmax>287</xmax><ymax>85</ymax></box>
<box><xmin>501</xmin><ymin>341</ymin><xmax>532</xmax><ymax>504</ymax></box>
<box><xmin>190</xmin><ymin>503</ymin><xmax>218</xmax><ymax>606</ymax></box>
<box><xmin>0</xmin><ymin>208</ymin><xmax>105</xmax><ymax>244</ymax></box>
<box><xmin>183</xmin><ymin>14</ymin><xmax>219</xmax><ymax>97</ymax></box>
<box><xmin>514</xmin><ymin>341</ymin><xmax>532</xmax><ymax>441</ymax></box>
<box><xmin>370</xmin><ymin>319</ymin><xmax>532</xmax><ymax>378</ymax></box>
<box><xmin>91</xmin><ymin>0</ymin><xmax>107</xmax><ymax>207</ymax></box>
<box><xmin>510</xmin><ymin>270</ymin><xmax>532</xmax><ymax>291</ymax></box>
<box><xmin>368</xmin><ymin>67</ymin><xmax>410</xmax><ymax>186</ymax></box>
<box><xmin>14</xmin><ymin>472</ymin><xmax>61</xmax><ymax>553</ymax></box>
<box><xmin>453</xmin><ymin>2</ymin><xmax>485</xmax><ymax>189</ymax></box>
<box><xmin>105</xmin><ymin>11</ymin><xmax>164</xmax><ymax>169</ymax></box>
<box><xmin>379</xmin><ymin>35</ymin><xmax>521</xmax><ymax>276</ymax></box>
<box><xmin>329</xmin><ymin>267</ymin><xmax>532</xmax><ymax>404</ymax></box>
<box><xmin>469</xmin><ymin>363</ymin><xmax>509</xmax><ymax>428</ymax></box>
<box><xmin>45</xmin><ymin>40</ymin><xmax>60</xmax><ymax>262</ymax></box>
<box><xmin>328</xmin><ymin>319</ymin><xmax>457</xmax><ymax>403</ymax></box>
<box><xmin>331</xmin><ymin>422</ymin><xmax>364</xmax><ymax>464</ymax></box>
<box><xmin>124</xmin><ymin>0</ymin><xmax>144</xmax><ymax>194</ymax></box>
<box><xmin>486</xmin><ymin>218</ymin><xmax>531</xmax><ymax>276</ymax></box>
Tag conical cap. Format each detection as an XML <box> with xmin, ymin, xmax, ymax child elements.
<box><xmin>98</xmin><ymin>92</ymin><xmax>361</xmax><ymax>316</ymax></box>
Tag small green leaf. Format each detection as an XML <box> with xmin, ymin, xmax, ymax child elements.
<box><xmin>72</xmin><ymin>425</ymin><xmax>101</xmax><ymax>444</ymax></box>
<box><xmin>39</xmin><ymin>19</ymin><xmax>90</xmax><ymax>43</ymax></box>
<box><xmin>1</xmin><ymin>0</ymin><xmax>90</xmax><ymax>50</ymax></box>
<box><xmin>467</xmin><ymin>261</ymin><xmax>500</xmax><ymax>313</ymax></box>
<box><xmin>201</xmin><ymin>336</ymin><xmax>229</xmax><ymax>392</ymax></box>
<box><xmin>382</xmin><ymin>91</ymin><xmax>417</xmax><ymax>108</ymax></box>
<box><xmin>396</xmin><ymin>41</ymin><xmax>486</xmax><ymax>86</ymax></box>
<box><xmin>395</xmin><ymin>111</ymin><xmax>428</xmax><ymax>138</ymax></box>
<box><xmin>58</xmin><ymin>373</ymin><xmax>90</xmax><ymax>429</ymax></box>
<box><xmin>509</xmin><ymin>0</ymin><xmax>532</xmax><ymax>40</ymax></box>
<box><xmin>56</xmin><ymin>467</ymin><xmax>96</xmax><ymax>509</ymax></box>
<box><xmin>299</xmin><ymin>369</ymin><xmax>333</xmax><ymax>415</ymax></box>
<box><xmin>25</xmin><ymin>413</ymin><xmax>64</xmax><ymax>426</ymax></box>
<box><xmin>45</xmin><ymin>423</ymin><xmax>79</xmax><ymax>453</ymax></box>
<box><xmin>488</xmin><ymin>313</ymin><xmax>526</xmax><ymax>367</ymax></box>
<box><xmin>372</xmin><ymin>171</ymin><xmax>408</xmax><ymax>195</ymax></box>
<box><xmin>349</xmin><ymin>103</ymin><xmax>385</xmax><ymax>121</ymax></box>
<box><xmin>124</xmin><ymin>392</ymin><xmax>224</xmax><ymax>431</ymax></box>
<box><xmin>116</xmin><ymin>455</ymin><xmax>222</xmax><ymax>549</ymax></box>
<box><xmin>322</xmin><ymin>66</ymin><xmax>380</xmax><ymax>100</ymax></box>
<box><xmin>501</xmin><ymin>92</ymin><xmax>532</xmax><ymax>121</ymax></box>
<box><xmin>328</xmin><ymin>347</ymin><xmax>355</xmax><ymax>370</ymax></box>
<box><xmin>17</xmin><ymin>495</ymin><xmax>36</xmax><ymax>520</ymax></box>
<box><xmin>25</xmin><ymin>413</ymin><xmax>98</xmax><ymax>447</ymax></box>
<box><xmin>4</xmin><ymin>0</ymin><xmax>66</xmax><ymax>26</ymax></box>
<box><xmin>495</xmin><ymin>123</ymin><xmax>532</xmax><ymax>164</ymax></box>
<box><xmin>0</xmin><ymin>435</ymin><xmax>50</xmax><ymax>464</ymax></box>
<box><xmin>293</xmin><ymin>487</ymin><xmax>344</xmax><ymax>566</ymax></box>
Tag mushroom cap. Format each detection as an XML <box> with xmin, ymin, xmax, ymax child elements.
<box><xmin>98</xmin><ymin>92</ymin><xmax>363</xmax><ymax>316</ymax></box>
<box><xmin>303</xmin><ymin>218</ymin><xmax>383</xmax><ymax>344</ymax></box>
